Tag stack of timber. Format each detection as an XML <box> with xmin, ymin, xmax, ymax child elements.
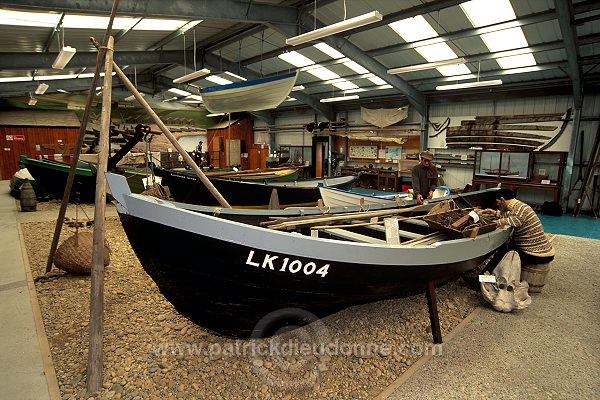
<box><xmin>445</xmin><ymin>112</ymin><xmax>568</xmax><ymax>151</ymax></box>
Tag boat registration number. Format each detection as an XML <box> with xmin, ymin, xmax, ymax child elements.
<box><xmin>245</xmin><ymin>250</ymin><xmax>329</xmax><ymax>278</ymax></box>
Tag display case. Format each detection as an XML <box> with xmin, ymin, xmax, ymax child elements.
<box><xmin>475</xmin><ymin>150</ymin><xmax>530</xmax><ymax>180</ymax></box>
<box><xmin>278</xmin><ymin>145</ymin><xmax>311</xmax><ymax>165</ymax></box>
<box><xmin>472</xmin><ymin>150</ymin><xmax>567</xmax><ymax>202</ymax></box>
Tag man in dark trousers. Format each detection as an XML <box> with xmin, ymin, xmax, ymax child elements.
<box><xmin>194</xmin><ymin>140</ymin><xmax>203</xmax><ymax>166</ymax></box>
<box><xmin>411</xmin><ymin>150</ymin><xmax>438</xmax><ymax>204</ymax></box>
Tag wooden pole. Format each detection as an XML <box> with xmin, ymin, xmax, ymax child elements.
<box><xmin>44</xmin><ymin>0</ymin><xmax>120</xmax><ymax>273</ymax></box>
<box><xmin>86</xmin><ymin>36</ymin><xmax>114</xmax><ymax>394</ymax></box>
<box><xmin>90</xmin><ymin>37</ymin><xmax>231</xmax><ymax>208</ymax></box>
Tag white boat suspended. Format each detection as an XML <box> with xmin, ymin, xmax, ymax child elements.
<box><xmin>201</xmin><ymin>71</ymin><xmax>299</xmax><ymax>113</ymax></box>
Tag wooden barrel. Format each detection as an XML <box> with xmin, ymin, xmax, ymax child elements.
<box><xmin>521</xmin><ymin>263</ymin><xmax>550</xmax><ymax>293</ymax></box>
<box><xmin>19</xmin><ymin>182</ymin><xmax>37</xmax><ymax>212</ymax></box>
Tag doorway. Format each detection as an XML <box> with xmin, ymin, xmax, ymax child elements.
<box><xmin>312</xmin><ymin>136</ymin><xmax>329</xmax><ymax>178</ymax></box>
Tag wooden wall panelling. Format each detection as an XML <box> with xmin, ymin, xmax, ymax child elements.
<box><xmin>0</xmin><ymin>126</ymin><xmax>79</xmax><ymax>179</ymax></box>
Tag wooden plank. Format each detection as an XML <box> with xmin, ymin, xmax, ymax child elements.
<box><xmin>446</xmin><ymin>136</ymin><xmax>544</xmax><ymax>146</ymax></box>
<box><xmin>446</xmin><ymin>143</ymin><xmax>537</xmax><ymax>151</ymax></box>
<box><xmin>401</xmin><ymin>232</ymin><xmax>446</xmax><ymax>246</ymax></box>
<box><xmin>454</xmin><ymin>123</ymin><xmax>557</xmax><ymax>131</ymax></box>
<box><xmin>266</xmin><ymin>204</ymin><xmax>430</xmax><ymax>230</ymax></box>
<box><xmin>468</xmin><ymin>115</ymin><xmax>565</xmax><ymax>124</ymax></box>
<box><xmin>322</xmin><ymin>228</ymin><xmax>387</xmax><ymax>244</ymax></box>
<box><xmin>446</xmin><ymin>130</ymin><xmax>551</xmax><ymax>140</ymax></box>
<box><xmin>364</xmin><ymin>224</ymin><xmax>423</xmax><ymax>240</ymax></box>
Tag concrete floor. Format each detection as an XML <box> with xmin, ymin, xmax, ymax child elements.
<box><xmin>380</xmin><ymin>234</ymin><xmax>600</xmax><ymax>399</ymax></box>
<box><xmin>0</xmin><ymin>186</ymin><xmax>58</xmax><ymax>400</ymax></box>
<box><xmin>2</xmin><ymin>181</ymin><xmax>599</xmax><ymax>399</ymax></box>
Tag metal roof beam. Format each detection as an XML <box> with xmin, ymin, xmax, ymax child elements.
<box><xmin>0</xmin><ymin>0</ymin><xmax>297</xmax><ymax>25</ymax></box>
<box><xmin>555</xmin><ymin>0</ymin><xmax>583</xmax><ymax>108</ymax></box>
<box><xmin>0</xmin><ymin>51</ymin><xmax>184</xmax><ymax>70</ymax></box>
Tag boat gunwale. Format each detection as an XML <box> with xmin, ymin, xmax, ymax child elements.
<box><xmin>120</xmin><ymin>191</ymin><xmax>511</xmax><ymax>267</ymax></box>
<box><xmin>200</xmin><ymin>71</ymin><xmax>297</xmax><ymax>94</ymax></box>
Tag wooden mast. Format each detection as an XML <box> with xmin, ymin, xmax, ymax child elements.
<box><xmin>86</xmin><ymin>35</ymin><xmax>114</xmax><ymax>394</ymax></box>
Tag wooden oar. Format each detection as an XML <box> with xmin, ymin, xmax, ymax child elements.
<box><xmin>310</xmin><ymin>214</ymin><xmax>427</xmax><ymax>230</ymax></box>
<box><xmin>267</xmin><ymin>204</ymin><xmax>431</xmax><ymax>230</ymax></box>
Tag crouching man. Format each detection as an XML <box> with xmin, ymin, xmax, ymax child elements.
<box><xmin>491</xmin><ymin>188</ymin><xmax>555</xmax><ymax>265</ymax></box>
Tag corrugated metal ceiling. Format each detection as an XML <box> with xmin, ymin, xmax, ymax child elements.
<box><xmin>0</xmin><ymin>0</ymin><xmax>597</xmax><ymax>116</ymax></box>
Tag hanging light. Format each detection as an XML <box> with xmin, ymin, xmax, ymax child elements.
<box><xmin>286</xmin><ymin>11</ymin><xmax>383</xmax><ymax>46</ymax></box>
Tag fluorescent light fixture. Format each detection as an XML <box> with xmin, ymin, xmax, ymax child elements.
<box><xmin>56</xmin><ymin>89</ymin><xmax>70</xmax><ymax>94</ymax></box>
<box><xmin>28</xmin><ymin>97</ymin><xmax>37</xmax><ymax>106</ymax></box>
<box><xmin>35</xmin><ymin>83</ymin><xmax>49</xmax><ymax>94</ymax></box>
<box><xmin>388</xmin><ymin>58</ymin><xmax>467</xmax><ymax>74</ymax></box>
<box><xmin>124</xmin><ymin>93</ymin><xmax>145</xmax><ymax>101</ymax></box>
<box><xmin>286</xmin><ymin>11</ymin><xmax>382</xmax><ymax>46</ymax></box>
<box><xmin>0</xmin><ymin>76</ymin><xmax>33</xmax><ymax>83</ymax></box>
<box><xmin>52</xmin><ymin>46</ymin><xmax>77</xmax><ymax>69</ymax></box>
<box><xmin>186</xmin><ymin>95</ymin><xmax>203</xmax><ymax>101</ymax></box>
<box><xmin>206</xmin><ymin>112</ymin><xmax>225</xmax><ymax>117</ymax></box>
<box><xmin>168</xmin><ymin>88</ymin><xmax>192</xmax><ymax>97</ymax></box>
<box><xmin>320</xmin><ymin>94</ymin><xmax>359</xmax><ymax>103</ymax></box>
<box><xmin>173</xmin><ymin>68</ymin><xmax>211</xmax><ymax>84</ymax></box>
<box><xmin>163</xmin><ymin>96</ymin><xmax>178</xmax><ymax>102</ymax></box>
<box><xmin>292</xmin><ymin>85</ymin><xmax>305</xmax><ymax>91</ymax></box>
<box><xmin>435</xmin><ymin>79</ymin><xmax>503</xmax><ymax>91</ymax></box>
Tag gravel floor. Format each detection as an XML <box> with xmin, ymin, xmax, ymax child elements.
<box><xmin>22</xmin><ymin>210</ymin><xmax>483</xmax><ymax>400</ymax></box>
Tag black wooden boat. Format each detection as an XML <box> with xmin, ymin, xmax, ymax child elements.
<box><xmin>155</xmin><ymin>167</ymin><xmax>359</xmax><ymax>207</ymax></box>
<box><xmin>106</xmin><ymin>173</ymin><xmax>509</xmax><ymax>338</ymax></box>
<box><xmin>20</xmin><ymin>155</ymin><xmax>97</xmax><ymax>202</ymax></box>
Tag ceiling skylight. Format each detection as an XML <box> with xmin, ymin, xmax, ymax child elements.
<box><xmin>389</xmin><ymin>15</ymin><xmax>437</xmax><ymax>42</ymax></box>
<box><xmin>168</xmin><ymin>88</ymin><xmax>192</xmax><ymax>96</ymax></box>
<box><xmin>224</xmin><ymin>71</ymin><xmax>247</xmax><ymax>81</ymax></box>
<box><xmin>368</xmin><ymin>76</ymin><xmax>387</xmax><ymax>85</ymax></box>
<box><xmin>343</xmin><ymin>61</ymin><xmax>369</xmax><ymax>75</ymax></box>
<box><xmin>333</xmin><ymin>80</ymin><xmax>359</xmax><ymax>90</ymax></box>
<box><xmin>0</xmin><ymin>10</ymin><xmax>60</xmax><ymax>27</ymax></box>
<box><xmin>278</xmin><ymin>52</ymin><xmax>314</xmax><ymax>68</ymax></box>
<box><xmin>133</xmin><ymin>18</ymin><xmax>191</xmax><ymax>31</ymax></box>
<box><xmin>389</xmin><ymin>16</ymin><xmax>470</xmax><ymax>77</ymax></box>
<box><xmin>461</xmin><ymin>0</ymin><xmax>537</xmax><ymax>70</ymax></box>
<box><xmin>63</xmin><ymin>15</ymin><xmax>139</xmax><ymax>30</ymax></box>
<box><xmin>314</xmin><ymin>43</ymin><xmax>344</xmax><ymax>59</ymax></box>
<box><xmin>205</xmin><ymin>76</ymin><xmax>233</xmax><ymax>85</ymax></box>
<box><xmin>496</xmin><ymin>53</ymin><xmax>536</xmax><ymax>69</ymax></box>
<box><xmin>308</xmin><ymin>66</ymin><xmax>340</xmax><ymax>81</ymax></box>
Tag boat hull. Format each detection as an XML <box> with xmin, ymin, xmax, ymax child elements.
<box><xmin>201</xmin><ymin>71</ymin><xmax>299</xmax><ymax>113</ymax></box>
<box><xmin>21</xmin><ymin>156</ymin><xmax>96</xmax><ymax>202</ymax></box>
<box><xmin>120</xmin><ymin>213</ymin><xmax>498</xmax><ymax>338</ymax></box>
<box><xmin>157</xmin><ymin>168</ymin><xmax>358</xmax><ymax>207</ymax></box>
